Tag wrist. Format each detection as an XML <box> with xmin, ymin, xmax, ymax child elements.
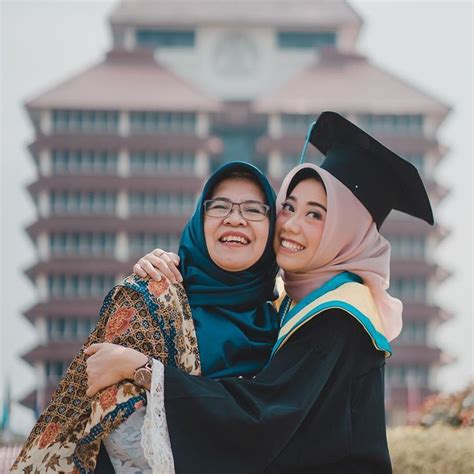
<box><xmin>122</xmin><ymin>348</ymin><xmax>148</xmax><ymax>380</ymax></box>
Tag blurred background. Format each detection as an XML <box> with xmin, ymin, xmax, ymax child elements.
<box><xmin>1</xmin><ymin>0</ymin><xmax>473</xmax><ymax>467</ymax></box>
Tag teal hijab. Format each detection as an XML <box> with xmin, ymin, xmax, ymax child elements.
<box><xmin>178</xmin><ymin>161</ymin><xmax>279</xmax><ymax>378</ymax></box>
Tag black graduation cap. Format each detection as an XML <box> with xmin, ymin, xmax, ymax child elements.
<box><xmin>309</xmin><ymin>111</ymin><xmax>434</xmax><ymax>229</ymax></box>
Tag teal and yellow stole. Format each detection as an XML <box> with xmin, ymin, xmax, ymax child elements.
<box><xmin>272</xmin><ymin>272</ymin><xmax>392</xmax><ymax>358</ymax></box>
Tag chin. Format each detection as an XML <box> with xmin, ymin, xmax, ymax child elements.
<box><xmin>276</xmin><ymin>254</ymin><xmax>306</xmax><ymax>273</ymax></box>
<box><xmin>216</xmin><ymin>259</ymin><xmax>253</xmax><ymax>272</ymax></box>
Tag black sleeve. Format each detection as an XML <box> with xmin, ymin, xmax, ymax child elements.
<box><xmin>164</xmin><ymin>310</ymin><xmax>365</xmax><ymax>474</ymax></box>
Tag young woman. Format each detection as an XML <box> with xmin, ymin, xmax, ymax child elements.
<box><xmin>84</xmin><ymin>112</ymin><xmax>434</xmax><ymax>473</ymax></box>
<box><xmin>12</xmin><ymin>161</ymin><xmax>279</xmax><ymax>473</ymax></box>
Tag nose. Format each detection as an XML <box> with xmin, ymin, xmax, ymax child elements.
<box><xmin>223</xmin><ymin>204</ymin><xmax>246</xmax><ymax>225</ymax></box>
<box><xmin>281</xmin><ymin>214</ymin><xmax>301</xmax><ymax>234</ymax></box>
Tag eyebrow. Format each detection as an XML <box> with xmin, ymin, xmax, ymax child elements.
<box><xmin>212</xmin><ymin>197</ymin><xmax>265</xmax><ymax>204</ymax></box>
<box><xmin>287</xmin><ymin>195</ymin><xmax>327</xmax><ymax>212</ymax></box>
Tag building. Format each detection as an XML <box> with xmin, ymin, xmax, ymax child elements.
<box><xmin>21</xmin><ymin>0</ymin><xmax>451</xmax><ymax>424</ymax></box>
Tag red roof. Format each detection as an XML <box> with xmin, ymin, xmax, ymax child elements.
<box><xmin>26</xmin><ymin>49</ymin><xmax>220</xmax><ymax>112</ymax></box>
<box><xmin>22</xmin><ymin>342</ymin><xmax>82</xmax><ymax>364</ymax></box>
<box><xmin>110</xmin><ymin>0</ymin><xmax>362</xmax><ymax>28</ymax></box>
<box><xmin>254</xmin><ymin>50</ymin><xmax>451</xmax><ymax>117</ymax></box>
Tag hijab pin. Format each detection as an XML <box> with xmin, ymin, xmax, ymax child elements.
<box><xmin>298</xmin><ymin>120</ymin><xmax>317</xmax><ymax>165</ymax></box>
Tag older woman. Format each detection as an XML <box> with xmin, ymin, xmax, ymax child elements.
<box><xmin>12</xmin><ymin>161</ymin><xmax>279</xmax><ymax>473</ymax></box>
<box><xmin>85</xmin><ymin>112</ymin><xmax>433</xmax><ymax>473</ymax></box>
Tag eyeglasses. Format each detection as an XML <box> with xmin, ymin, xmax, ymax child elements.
<box><xmin>203</xmin><ymin>198</ymin><xmax>270</xmax><ymax>221</ymax></box>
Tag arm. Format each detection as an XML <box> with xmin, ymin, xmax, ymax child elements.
<box><xmin>85</xmin><ymin>343</ymin><xmax>149</xmax><ymax>396</ymax></box>
<box><xmin>148</xmin><ymin>311</ymin><xmax>363</xmax><ymax>474</ymax></box>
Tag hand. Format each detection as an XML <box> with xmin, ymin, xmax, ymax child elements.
<box><xmin>84</xmin><ymin>343</ymin><xmax>148</xmax><ymax>397</ymax></box>
<box><xmin>132</xmin><ymin>248</ymin><xmax>182</xmax><ymax>284</ymax></box>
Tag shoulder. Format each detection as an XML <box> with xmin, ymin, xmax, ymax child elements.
<box><xmin>291</xmin><ymin>308</ymin><xmax>382</xmax><ymax>362</ymax></box>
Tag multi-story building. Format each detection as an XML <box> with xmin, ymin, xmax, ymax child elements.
<box><xmin>21</xmin><ymin>0</ymin><xmax>451</xmax><ymax>424</ymax></box>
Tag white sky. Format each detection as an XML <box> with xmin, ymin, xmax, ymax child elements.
<box><xmin>1</xmin><ymin>0</ymin><xmax>473</xmax><ymax>435</ymax></box>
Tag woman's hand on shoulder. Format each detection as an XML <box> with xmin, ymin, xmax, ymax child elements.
<box><xmin>84</xmin><ymin>343</ymin><xmax>148</xmax><ymax>397</ymax></box>
<box><xmin>132</xmin><ymin>248</ymin><xmax>183</xmax><ymax>284</ymax></box>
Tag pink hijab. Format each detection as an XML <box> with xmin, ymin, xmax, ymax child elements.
<box><xmin>276</xmin><ymin>163</ymin><xmax>403</xmax><ymax>341</ymax></box>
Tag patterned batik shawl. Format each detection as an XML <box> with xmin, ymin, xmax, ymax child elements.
<box><xmin>11</xmin><ymin>274</ymin><xmax>200</xmax><ymax>474</ymax></box>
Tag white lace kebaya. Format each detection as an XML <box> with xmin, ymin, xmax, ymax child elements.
<box><xmin>141</xmin><ymin>359</ymin><xmax>176</xmax><ymax>474</ymax></box>
<box><xmin>104</xmin><ymin>359</ymin><xmax>175</xmax><ymax>474</ymax></box>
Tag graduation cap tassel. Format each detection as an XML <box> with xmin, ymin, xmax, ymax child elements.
<box><xmin>299</xmin><ymin>121</ymin><xmax>317</xmax><ymax>165</ymax></box>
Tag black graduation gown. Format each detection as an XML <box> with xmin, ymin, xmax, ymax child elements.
<box><xmin>164</xmin><ymin>309</ymin><xmax>392</xmax><ymax>474</ymax></box>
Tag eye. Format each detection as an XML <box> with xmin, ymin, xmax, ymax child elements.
<box><xmin>245</xmin><ymin>206</ymin><xmax>262</xmax><ymax>214</ymax></box>
<box><xmin>307</xmin><ymin>210</ymin><xmax>323</xmax><ymax>220</ymax></box>
<box><xmin>281</xmin><ymin>202</ymin><xmax>294</xmax><ymax>212</ymax></box>
<box><xmin>211</xmin><ymin>203</ymin><xmax>229</xmax><ymax>210</ymax></box>
<box><xmin>208</xmin><ymin>200</ymin><xmax>230</xmax><ymax>210</ymax></box>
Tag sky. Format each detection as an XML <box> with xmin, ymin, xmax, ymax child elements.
<box><xmin>1</xmin><ymin>0</ymin><xmax>473</xmax><ymax>435</ymax></box>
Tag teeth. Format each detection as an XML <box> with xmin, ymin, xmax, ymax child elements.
<box><xmin>281</xmin><ymin>239</ymin><xmax>304</xmax><ymax>252</ymax></box>
<box><xmin>221</xmin><ymin>235</ymin><xmax>249</xmax><ymax>245</ymax></box>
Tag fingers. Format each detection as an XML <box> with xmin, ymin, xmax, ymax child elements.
<box><xmin>133</xmin><ymin>263</ymin><xmax>148</xmax><ymax>278</ymax></box>
<box><xmin>158</xmin><ymin>253</ymin><xmax>183</xmax><ymax>283</ymax></box>
<box><xmin>154</xmin><ymin>249</ymin><xmax>180</xmax><ymax>267</ymax></box>
<box><xmin>144</xmin><ymin>254</ymin><xmax>181</xmax><ymax>283</ymax></box>
<box><xmin>152</xmin><ymin>248</ymin><xmax>166</xmax><ymax>257</ymax></box>
<box><xmin>86</xmin><ymin>385</ymin><xmax>97</xmax><ymax>397</ymax></box>
<box><xmin>167</xmin><ymin>252</ymin><xmax>181</xmax><ymax>270</ymax></box>
<box><xmin>137</xmin><ymin>257</ymin><xmax>164</xmax><ymax>281</ymax></box>
<box><xmin>134</xmin><ymin>249</ymin><xmax>182</xmax><ymax>283</ymax></box>
<box><xmin>84</xmin><ymin>343</ymin><xmax>102</xmax><ymax>355</ymax></box>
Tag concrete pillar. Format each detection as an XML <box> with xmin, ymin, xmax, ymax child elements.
<box><xmin>37</xmin><ymin>273</ymin><xmax>48</xmax><ymax>302</ymax></box>
<box><xmin>37</xmin><ymin>232</ymin><xmax>50</xmax><ymax>261</ymax></box>
<box><xmin>39</xmin><ymin>149</ymin><xmax>52</xmax><ymax>176</ymax></box>
<box><xmin>195</xmin><ymin>151</ymin><xmax>210</xmax><ymax>177</ymax></box>
<box><xmin>38</xmin><ymin>191</ymin><xmax>50</xmax><ymax>218</ymax></box>
<box><xmin>116</xmin><ymin>231</ymin><xmax>129</xmax><ymax>261</ymax></box>
<box><xmin>36</xmin><ymin>317</ymin><xmax>48</xmax><ymax>344</ymax></box>
<box><xmin>124</xmin><ymin>27</ymin><xmax>136</xmax><ymax>50</ymax></box>
<box><xmin>268</xmin><ymin>151</ymin><xmax>283</xmax><ymax>178</ymax></box>
<box><xmin>196</xmin><ymin>113</ymin><xmax>210</xmax><ymax>137</ymax></box>
<box><xmin>119</xmin><ymin>111</ymin><xmax>130</xmax><ymax>136</ymax></box>
<box><xmin>118</xmin><ymin>149</ymin><xmax>130</xmax><ymax>177</ymax></box>
<box><xmin>117</xmin><ymin>190</ymin><xmax>129</xmax><ymax>218</ymax></box>
<box><xmin>424</xmin><ymin>116</ymin><xmax>437</xmax><ymax>139</ymax></box>
<box><xmin>40</xmin><ymin>110</ymin><xmax>53</xmax><ymax>135</ymax></box>
<box><xmin>268</xmin><ymin>114</ymin><xmax>282</xmax><ymax>138</ymax></box>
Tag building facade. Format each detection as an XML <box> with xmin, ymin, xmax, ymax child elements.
<box><xmin>22</xmin><ymin>0</ymin><xmax>451</xmax><ymax>424</ymax></box>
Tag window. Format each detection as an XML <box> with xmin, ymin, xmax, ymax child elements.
<box><xmin>51</xmin><ymin>150</ymin><xmax>118</xmax><ymax>174</ymax></box>
<box><xmin>49</xmin><ymin>191</ymin><xmax>117</xmax><ymax>215</ymax></box>
<box><xmin>47</xmin><ymin>317</ymin><xmax>96</xmax><ymax>341</ymax></box>
<box><xmin>390</xmin><ymin>278</ymin><xmax>426</xmax><ymax>301</ymax></box>
<box><xmin>385</xmin><ymin>364</ymin><xmax>429</xmax><ymax>387</ymax></box>
<box><xmin>48</xmin><ymin>274</ymin><xmax>116</xmax><ymax>299</ymax></box>
<box><xmin>130</xmin><ymin>112</ymin><xmax>196</xmax><ymax>134</ymax></box>
<box><xmin>136</xmin><ymin>29</ymin><xmax>195</xmax><ymax>48</ymax></box>
<box><xmin>357</xmin><ymin>114</ymin><xmax>424</xmax><ymax>135</ymax></box>
<box><xmin>281</xmin><ymin>114</ymin><xmax>319</xmax><ymax>135</ymax></box>
<box><xmin>52</xmin><ymin>110</ymin><xmax>119</xmax><ymax>133</ymax></box>
<box><xmin>278</xmin><ymin>31</ymin><xmax>336</xmax><ymax>49</ymax></box>
<box><xmin>45</xmin><ymin>361</ymin><xmax>68</xmax><ymax>383</ymax></box>
<box><xmin>129</xmin><ymin>233</ymin><xmax>180</xmax><ymax>256</ymax></box>
<box><xmin>129</xmin><ymin>192</ymin><xmax>195</xmax><ymax>215</ymax></box>
<box><xmin>398</xmin><ymin>322</ymin><xmax>428</xmax><ymax>344</ymax></box>
<box><xmin>387</xmin><ymin>235</ymin><xmax>426</xmax><ymax>260</ymax></box>
<box><xmin>130</xmin><ymin>152</ymin><xmax>195</xmax><ymax>175</ymax></box>
<box><xmin>49</xmin><ymin>232</ymin><xmax>116</xmax><ymax>257</ymax></box>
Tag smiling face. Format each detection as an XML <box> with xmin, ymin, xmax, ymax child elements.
<box><xmin>204</xmin><ymin>177</ymin><xmax>270</xmax><ymax>272</ymax></box>
<box><xmin>274</xmin><ymin>178</ymin><xmax>327</xmax><ymax>273</ymax></box>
